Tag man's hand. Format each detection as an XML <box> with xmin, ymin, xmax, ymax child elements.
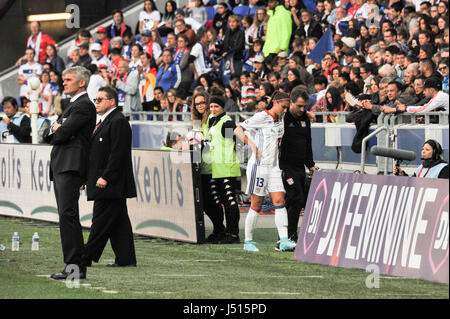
<box><xmin>96</xmin><ymin>177</ymin><xmax>108</xmax><ymax>188</ymax></box>
<box><xmin>361</xmin><ymin>100</ymin><xmax>372</xmax><ymax>109</ymax></box>
<box><xmin>397</xmin><ymin>102</ymin><xmax>406</xmax><ymax>112</ymax></box>
<box><xmin>1</xmin><ymin>117</ymin><xmax>10</xmax><ymax>125</ymax></box>
<box><xmin>52</xmin><ymin>123</ymin><xmax>61</xmax><ymax>132</ymax></box>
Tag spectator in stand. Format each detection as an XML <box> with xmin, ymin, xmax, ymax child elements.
<box><xmin>128</xmin><ymin>43</ymin><xmax>143</xmax><ymax>72</ymax></box>
<box><xmin>86</xmin><ymin>64</ymin><xmax>107</xmax><ymax>103</ymax></box>
<box><xmin>222</xmin><ymin>15</ymin><xmax>246</xmax><ymax>77</ymax></box>
<box><xmin>295</xmin><ymin>9</ymin><xmax>323</xmax><ymax>40</ymax></box>
<box><xmin>91</xmin><ymin>43</ymin><xmax>111</xmax><ymax>71</ymax></box>
<box><xmin>407</xmin><ymin>77</ymin><xmax>449</xmax><ymax>113</ymax></box>
<box><xmin>185</xmin><ymin>0</ymin><xmax>208</xmax><ymax>27</ymax></box>
<box><xmin>122</xmin><ymin>29</ymin><xmax>137</xmax><ymax>60</ymax></box>
<box><xmin>17</xmin><ymin>48</ymin><xmax>42</xmax><ymax>100</ymax></box>
<box><xmin>253</xmin><ymin>7</ymin><xmax>268</xmax><ymax>42</ymax></box>
<box><xmin>16</xmin><ymin>21</ymin><xmax>56</xmax><ymax>66</ymax></box>
<box><xmin>38</xmin><ymin>71</ymin><xmax>54</xmax><ymax>117</ymax></box>
<box><xmin>76</xmin><ymin>42</ymin><xmax>92</xmax><ymax>68</ymax></box>
<box><xmin>95</xmin><ymin>26</ymin><xmax>110</xmax><ymax>57</ymax></box>
<box><xmin>174</xmin><ymin>17</ymin><xmax>198</xmax><ymax>48</ymax></box>
<box><xmin>139</xmin><ymin>30</ymin><xmax>162</xmax><ymax>61</ymax></box>
<box><xmin>158</xmin><ymin>1</ymin><xmax>177</xmax><ymax>37</ymax></box>
<box><xmin>138</xmin><ymin>0</ymin><xmax>161</xmax><ymax>35</ymax></box>
<box><xmin>239</xmin><ymin>71</ymin><xmax>255</xmax><ymax>111</ymax></box>
<box><xmin>408</xmin><ymin>76</ymin><xmax>430</xmax><ymax>106</ymax></box>
<box><xmin>146</xmin><ymin>86</ymin><xmax>163</xmax><ymax>113</ymax></box>
<box><xmin>0</xmin><ymin>97</ymin><xmax>31</xmax><ymax>144</ymax></box>
<box><xmin>213</xmin><ymin>2</ymin><xmax>232</xmax><ymax>38</ymax></box>
<box><xmin>156</xmin><ymin>48</ymin><xmax>181</xmax><ymax>93</ymax></box>
<box><xmin>190</xmin><ymin>28</ymin><xmax>213</xmax><ymax>82</ymax></box>
<box><xmin>138</xmin><ymin>52</ymin><xmax>158</xmax><ymax>112</ymax></box>
<box><xmin>321</xmin><ymin>52</ymin><xmax>340</xmax><ymax>82</ymax></box>
<box><xmin>438</xmin><ymin>60</ymin><xmax>449</xmax><ymax>92</ymax></box>
<box><xmin>111</xmin><ymin>59</ymin><xmax>141</xmax><ymax>120</ymax></box>
<box><xmin>107</xmin><ymin>9</ymin><xmax>132</xmax><ymax>39</ymax></box>
<box><xmin>242</xmin><ymin>15</ymin><xmax>257</xmax><ymax>51</ymax></box>
<box><xmin>263</xmin><ymin>0</ymin><xmax>292</xmax><ymax>58</ymax></box>
<box><xmin>173</xmin><ymin>33</ymin><xmax>193</xmax><ymax>99</ymax></box>
<box><xmin>45</xmin><ymin>44</ymin><xmax>65</xmax><ymax>74</ymax></box>
<box><xmin>175</xmin><ymin>9</ymin><xmax>203</xmax><ymax>33</ymax></box>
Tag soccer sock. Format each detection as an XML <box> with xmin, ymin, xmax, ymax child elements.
<box><xmin>245</xmin><ymin>207</ymin><xmax>259</xmax><ymax>242</ymax></box>
<box><xmin>274</xmin><ymin>205</ymin><xmax>288</xmax><ymax>239</ymax></box>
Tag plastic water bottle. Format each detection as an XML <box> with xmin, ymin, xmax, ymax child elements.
<box><xmin>32</xmin><ymin>232</ymin><xmax>39</xmax><ymax>251</ymax></box>
<box><xmin>11</xmin><ymin>232</ymin><xmax>19</xmax><ymax>251</ymax></box>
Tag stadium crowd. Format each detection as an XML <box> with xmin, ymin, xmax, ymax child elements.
<box><xmin>2</xmin><ymin>0</ymin><xmax>448</xmax><ymax>140</ymax></box>
<box><xmin>0</xmin><ymin>0</ymin><xmax>448</xmax><ymax>252</ymax></box>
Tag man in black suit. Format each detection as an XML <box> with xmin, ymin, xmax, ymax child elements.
<box><xmin>295</xmin><ymin>9</ymin><xmax>323</xmax><ymax>40</ymax></box>
<box><xmin>44</xmin><ymin>66</ymin><xmax>96</xmax><ymax>280</ymax></box>
<box><xmin>81</xmin><ymin>86</ymin><xmax>137</xmax><ymax>268</ymax></box>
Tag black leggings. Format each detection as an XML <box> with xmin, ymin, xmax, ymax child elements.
<box><xmin>201</xmin><ymin>174</ymin><xmax>240</xmax><ymax>236</ymax></box>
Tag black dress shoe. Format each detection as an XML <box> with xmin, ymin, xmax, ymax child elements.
<box><xmin>50</xmin><ymin>267</ymin><xmax>86</xmax><ymax>280</ymax></box>
<box><xmin>106</xmin><ymin>263</ymin><xmax>136</xmax><ymax>267</ymax></box>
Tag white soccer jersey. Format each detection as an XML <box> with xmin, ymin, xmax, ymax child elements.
<box><xmin>240</xmin><ymin>110</ymin><xmax>284</xmax><ymax>167</ymax></box>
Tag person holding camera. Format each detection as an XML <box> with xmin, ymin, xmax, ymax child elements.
<box><xmin>394</xmin><ymin>139</ymin><xmax>449</xmax><ymax>179</ymax></box>
<box><xmin>0</xmin><ymin>96</ymin><xmax>31</xmax><ymax>143</ymax></box>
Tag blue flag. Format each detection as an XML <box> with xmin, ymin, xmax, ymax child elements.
<box><xmin>306</xmin><ymin>27</ymin><xmax>334</xmax><ymax>64</ymax></box>
<box><xmin>303</xmin><ymin>0</ymin><xmax>317</xmax><ymax>12</ymax></box>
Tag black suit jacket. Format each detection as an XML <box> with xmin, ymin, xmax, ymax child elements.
<box><xmin>295</xmin><ymin>21</ymin><xmax>323</xmax><ymax>39</ymax></box>
<box><xmin>86</xmin><ymin>108</ymin><xmax>136</xmax><ymax>201</ymax></box>
<box><xmin>44</xmin><ymin>93</ymin><xmax>96</xmax><ymax>180</ymax></box>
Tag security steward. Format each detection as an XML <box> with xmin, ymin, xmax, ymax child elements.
<box><xmin>203</xmin><ymin>92</ymin><xmax>241</xmax><ymax>244</ymax></box>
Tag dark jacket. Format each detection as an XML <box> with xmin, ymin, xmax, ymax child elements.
<box><xmin>86</xmin><ymin>108</ymin><xmax>136</xmax><ymax>200</ymax></box>
<box><xmin>295</xmin><ymin>20</ymin><xmax>323</xmax><ymax>39</ymax></box>
<box><xmin>279</xmin><ymin>108</ymin><xmax>314</xmax><ymax>170</ymax></box>
<box><xmin>6</xmin><ymin>113</ymin><xmax>31</xmax><ymax>143</ymax></box>
<box><xmin>43</xmin><ymin>93</ymin><xmax>96</xmax><ymax>180</ymax></box>
<box><xmin>222</xmin><ymin>27</ymin><xmax>245</xmax><ymax>60</ymax></box>
<box><xmin>213</xmin><ymin>10</ymin><xmax>231</xmax><ymax>35</ymax></box>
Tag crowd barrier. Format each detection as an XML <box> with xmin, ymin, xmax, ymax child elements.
<box><xmin>0</xmin><ymin>143</ymin><xmax>205</xmax><ymax>243</ymax></box>
<box><xmin>130</xmin><ymin>111</ymin><xmax>449</xmax><ymax>168</ymax></box>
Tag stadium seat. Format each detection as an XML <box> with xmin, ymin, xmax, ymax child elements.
<box><xmin>232</xmin><ymin>5</ymin><xmax>250</xmax><ymax>19</ymax></box>
<box><xmin>205</xmin><ymin>6</ymin><xmax>215</xmax><ymax>21</ymax></box>
<box><xmin>161</xmin><ymin>36</ymin><xmax>167</xmax><ymax>44</ymax></box>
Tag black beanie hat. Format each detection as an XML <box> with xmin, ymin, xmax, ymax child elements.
<box><xmin>209</xmin><ymin>95</ymin><xmax>225</xmax><ymax>108</ymax></box>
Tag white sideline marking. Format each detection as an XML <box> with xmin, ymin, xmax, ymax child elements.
<box><xmin>36</xmin><ymin>275</ymin><xmax>51</xmax><ymax>278</ymax></box>
<box><xmin>102</xmin><ymin>290</ymin><xmax>119</xmax><ymax>294</ymax></box>
<box><xmin>375</xmin><ymin>293</ymin><xmax>432</xmax><ymax>296</ymax></box>
<box><xmin>267</xmin><ymin>275</ymin><xmax>323</xmax><ymax>278</ymax></box>
<box><xmin>153</xmin><ymin>274</ymin><xmax>208</xmax><ymax>277</ymax></box>
<box><xmin>240</xmin><ymin>291</ymin><xmax>303</xmax><ymax>295</ymax></box>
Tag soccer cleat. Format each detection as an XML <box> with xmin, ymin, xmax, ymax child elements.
<box><xmin>244</xmin><ymin>240</ymin><xmax>259</xmax><ymax>252</ymax></box>
<box><xmin>279</xmin><ymin>237</ymin><xmax>296</xmax><ymax>252</ymax></box>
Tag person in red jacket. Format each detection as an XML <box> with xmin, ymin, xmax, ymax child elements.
<box><xmin>16</xmin><ymin>21</ymin><xmax>56</xmax><ymax>66</ymax></box>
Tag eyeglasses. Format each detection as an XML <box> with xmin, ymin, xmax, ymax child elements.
<box><xmin>194</xmin><ymin>101</ymin><xmax>206</xmax><ymax>106</ymax></box>
<box><xmin>93</xmin><ymin>98</ymin><xmax>112</xmax><ymax>103</ymax></box>
<box><xmin>439</xmin><ymin>66</ymin><xmax>448</xmax><ymax>71</ymax></box>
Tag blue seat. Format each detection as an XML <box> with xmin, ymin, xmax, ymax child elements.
<box><xmin>249</xmin><ymin>5</ymin><xmax>260</xmax><ymax>17</ymax></box>
<box><xmin>206</xmin><ymin>6</ymin><xmax>215</xmax><ymax>21</ymax></box>
<box><xmin>232</xmin><ymin>5</ymin><xmax>250</xmax><ymax>19</ymax></box>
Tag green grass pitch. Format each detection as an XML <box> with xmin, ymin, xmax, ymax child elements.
<box><xmin>0</xmin><ymin>216</ymin><xmax>448</xmax><ymax>300</ymax></box>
